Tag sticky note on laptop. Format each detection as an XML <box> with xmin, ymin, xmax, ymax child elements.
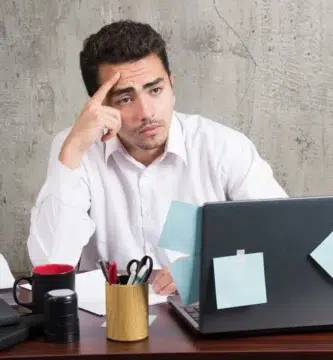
<box><xmin>213</xmin><ymin>250</ymin><xmax>267</xmax><ymax>309</ymax></box>
<box><xmin>310</xmin><ymin>231</ymin><xmax>333</xmax><ymax>277</ymax></box>
<box><xmin>158</xmin><ymin>201</ymin><xmax>202</xmax><ymax>305</ymax></box>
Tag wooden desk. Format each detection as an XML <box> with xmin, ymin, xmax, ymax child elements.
<box><xmin>3</xmin><ymin>276</ymin><xmax>333</xmax><ymax>359</ymax></box>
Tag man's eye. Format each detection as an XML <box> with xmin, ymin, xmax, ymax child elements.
<box><xmin>150</xmin><ymin>87</ymin><xmax>162</xmax><ymax>95</ymax></box>
<box><xmin>118</xmin><ymin>97</ymin><xmax>131</xmax><ymax>105</ymax></box>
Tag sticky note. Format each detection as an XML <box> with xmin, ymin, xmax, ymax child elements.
<box><xmin>158</xmin><ymin>201</ymin><xmax>202</xmax><ymax>305</ymax></box>
<box><xmin>159</xmin><ymin>201</ymin><xmax>202</xmax><ymax>256</ymax></box>
<box><xmin>213</xmin><ymin>252</ymin><xmax>267</xmax><ymax>309</ymax></box>
<box><xmin>310</xmin><ymin>231</ymin><xmax>333</xmax><ymax>277</ymax></box>
<box><xmin>169</xmin><ymin>255</ymin><xmax>200</xmax><ymax>305</ymax></box>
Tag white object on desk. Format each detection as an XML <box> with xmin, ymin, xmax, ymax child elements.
<box><xmin>101</xmin><ymin>315</ymin><xmax>157</xmax><ymax>328</ymax></box>
<box><xmin>0</xmin><ymin>254</ymin><xmax>15</xmax><ymax>289</ymax></box>
<box><xmin>21</xmin><ymin>269</ymin><xmax>168</xmax><ymax>316</ymax></box>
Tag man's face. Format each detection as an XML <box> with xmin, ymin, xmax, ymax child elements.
<box><xmin>98</xmin><ymin>54</ymin><xmax>175</xmax><ymax>152</ymax></box>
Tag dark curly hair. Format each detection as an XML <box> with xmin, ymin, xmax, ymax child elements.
<box><xmin>79</xmin><ymin>20</ymin><xmax>171</xmax><ymax>97</ymax></box>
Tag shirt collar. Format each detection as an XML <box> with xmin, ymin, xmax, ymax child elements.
<box><xmin>165</xmin><ymin>111</ymin><xmax>187</xmax><ymax>165</ymax></box>
<box><xmin>104</xmin><ymin>132</ymin><xmax>123</xmax><ymax>163</ymax></box>
<box><xmin>104</xmin><ymin>111</ymin><xmax>187</xmax><ymax>165</ymax></box>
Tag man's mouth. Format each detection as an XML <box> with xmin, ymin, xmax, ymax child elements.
<box><xmin>139</xmin><ymin>124</ymin><xmax>162</xmax><ymax>135</ymax></box>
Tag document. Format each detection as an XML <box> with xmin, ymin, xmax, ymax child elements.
<box><xmin>21</xmin><ymin>269</ymin><xmax>168</xmax><ymax>316</ymax></box>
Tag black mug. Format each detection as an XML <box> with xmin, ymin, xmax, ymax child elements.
<box><xmin>13</xmin><ymin>264</ymin><xmax>75</xmax><ymax>313</ymax></box>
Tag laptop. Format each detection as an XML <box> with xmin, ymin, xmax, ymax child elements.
<box><xmin>168</xmin><ymin>196</ymin><xmax>333</xmax><ymax>336</ymax></box>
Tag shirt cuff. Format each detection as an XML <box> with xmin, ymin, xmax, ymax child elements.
<box><xmin>47</xmin><ymin>160</ymin><xmax>90</xmax><ymax>210</ymax></box>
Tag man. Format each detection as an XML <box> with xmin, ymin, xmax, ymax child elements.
<box><xmin>27</xmin><ymin>20</ymin><xmax>287</xmax><ymax>296</ymax></box>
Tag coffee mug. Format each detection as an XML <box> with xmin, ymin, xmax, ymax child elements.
<box><xmin>13</xmin><ymin>264</ymin><xmax>75</xmax><ymax>313</ymax></box>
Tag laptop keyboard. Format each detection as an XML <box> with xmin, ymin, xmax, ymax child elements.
<box><xmin>183</xmin><ymin>304</ymin><xmax>200</xmax><ymax>323</ymax></box>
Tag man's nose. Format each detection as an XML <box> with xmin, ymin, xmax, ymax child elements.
<box><xmin>136</xmin><ymin>97</ymin><xmax>155</xmax><ymax>121</ymax></box>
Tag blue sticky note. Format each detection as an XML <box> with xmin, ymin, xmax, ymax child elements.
<box><xmin>159</xmin><ymin>201</ymin><xmax>202</xmax><ymax>256</ymax></box>
<box><xmin>169</xmin><ymin>255</ymin><xmax>200</xmax><ymax>305</ymax></box>
<box><xmin>213</xmin><ymin>252</ymin><xmax>267</xmax><ymax>310</ymax></box>
<box><xmin>310</xmin><ymin>232</ymin><xmax>333</xmax><ymax>278</ymax></box>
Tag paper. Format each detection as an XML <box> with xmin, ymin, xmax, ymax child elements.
<box><xmin>213</xmin><ymin>251</ymin><xmax>267</xmax><ymax>309</ymax></box>
<box><xmin>158</xmin><ymin>201</ymin><xmax>202</xmax><ymax>305</ymax></box>
<box><xmin>169</xmin><ymin>255</ymin><xmax>200</xmax><ymax>305</ymax></box>
<box><xmin>20</xmin><ymin>283</ymin><xmax>32</xmax><ymax>290</ymax></box>
<box><xmin>159</xmin><ymin>201</ymin><xmax>201</xmax><ymax>256</ymax></box>
<box><xmin>101</xmin><ymin>315</ymin><xmax>157</xmax><ymax>328</ymax></box>
<box><xmin>310</xmin><ymin>231</ymin><xmax>333</xmax><ymax>277</ymax></box>
<box><xmin>148</xmin><ymin>284</ymin><xmax>169</xmax><ymax>306</ymax></box>
<box><xmin>0</xmin><ymin>254</ymin><xmax>15</xmax><ymax>289</ymax></box>
<box><xmin>20</xmin><ymin>269</ymin><xmax>167</xmax><ymax>315</ymax></box>
<box><xmin>75</xmin><ymin>269</ymin><xmax>106</xmax><ymax>316</ymax></box>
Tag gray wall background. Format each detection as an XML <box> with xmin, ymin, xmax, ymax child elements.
<box><xmin>1</xmin><ymin>0</ymin><xmax>333</xmax><ymax>271</ymax></box>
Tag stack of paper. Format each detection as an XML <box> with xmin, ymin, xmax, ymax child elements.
<box><xmin>76</xmin><ymin>270</ymin><xmax>168</xmax><ymax>315</ymax></box>
<box><xmin>21</xmin><ymin>269</ymin><xmax>168</xmax><ymax>316</ymax></box>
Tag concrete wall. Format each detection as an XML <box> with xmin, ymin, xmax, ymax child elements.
<box><xmin>1</xmin><ymin>0</ymin><xmax>333</xmax><ymax>271</ymax></box>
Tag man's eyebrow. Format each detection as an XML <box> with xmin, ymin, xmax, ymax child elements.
<box><xmin>143</xmin><ymin>77</ymin><xmax>164</xmax><ymax>89</ymax></box>
<box><xmin>110</xmin><ymin>86</ymin><xmax>135</xmax><ymax>98</ymax></box>
<box><xmin>110</xmin><ymin>77</ymin><xmax>165</xmax><ymax>98</ymax></box>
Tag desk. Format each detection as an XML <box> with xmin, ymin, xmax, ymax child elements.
<box><xmin>2</xmin><ymin>276</ymin><xmax>333</xmax><ymax>359</ymax></box>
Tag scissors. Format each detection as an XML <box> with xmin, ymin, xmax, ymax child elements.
<box><xmin>126</xmin><ymin>255</ymin><xmax>153</xmax><ymax>283</ymax></box>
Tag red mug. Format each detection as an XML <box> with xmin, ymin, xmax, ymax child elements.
<box><xmin>13</xmin><ymin>264</ymin><xmax>75</xmax><ymax>313</ymax></box>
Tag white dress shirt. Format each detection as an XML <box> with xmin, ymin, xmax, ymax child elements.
<box><xmin>27</xmin><ymin>111</ymin><xmax>288</xmax><ymax>270</ymax></box>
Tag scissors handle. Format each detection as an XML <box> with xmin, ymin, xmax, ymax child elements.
<box><xmin>126</xmin><ymin>259</ymin><xmax>139</xmax><ymax>275</ymax></box>
<box><xmin>139</xmin><ymin>256</ymin><xmax>153</xmax><ymax>283</ymax></box>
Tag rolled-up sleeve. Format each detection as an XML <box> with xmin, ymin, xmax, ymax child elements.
<box><xmin>27</xmin><ymin>130</ymin><xmax>95</xmax><ymax>266</ymax></box>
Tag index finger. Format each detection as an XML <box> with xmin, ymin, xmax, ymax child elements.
<box><xmin>91</xmin><ymin>72</ymin><xmax>121</xmax><ymax>104</ymax></box>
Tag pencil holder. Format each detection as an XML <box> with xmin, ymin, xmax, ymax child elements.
<box><xmin>105</xmin><ymin>275</ymin><xmax>148</xmax><ymax>341</ymax></box>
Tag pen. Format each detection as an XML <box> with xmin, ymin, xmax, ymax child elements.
<box><xmin>98</xmin><ymin>259</ymin><xmax>109</xmax><ymax>283</ymax></box>
<box><xmin>127</xmin><ymin>270</ymin><xmax>136</xmax><ymax>285</ymax></box>
<box><xmin>133</xmin><ymin>264</ymin><xmax>148</xmax><ymax>284</ymax></box>
<box><xmin>108</xmin><ymin>261</ymin><xmax>118</xmax><ymax>284</ymax></box>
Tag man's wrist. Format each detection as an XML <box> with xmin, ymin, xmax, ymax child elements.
<box><xmin>59</xmin><ymin>140</ymin><xmax>84</xmax><ymax>170</ymax></box>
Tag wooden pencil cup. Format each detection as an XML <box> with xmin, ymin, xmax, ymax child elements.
<box><xmin>105</xmin><ymin>276</ymin><xmax>149</xmax><ymax>341</ymax></box>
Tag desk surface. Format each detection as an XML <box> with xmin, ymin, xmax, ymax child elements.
<box><xmin>3</xmin><ymin>276</ymin><xmax>333</xmax><ymax>359</ymax></box>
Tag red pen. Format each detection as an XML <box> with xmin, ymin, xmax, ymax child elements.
<box><xmin>108</xmin><ymin>261</ymin><xmax>118</xmax><ymax>284</ymax></box>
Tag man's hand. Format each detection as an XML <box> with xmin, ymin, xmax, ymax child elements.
<box><xmin>152</xmin><ymin>267</ymin><xmax>177</xmax><ymax>295</ymax></box>
<box><xmin>59</xmin><ymin>72</ymin><xmax>121</xmax><ymax>169</ymax></box>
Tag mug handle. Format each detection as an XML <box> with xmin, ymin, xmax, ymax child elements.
<box><xmin>13</xmin><ymin>276</ymin><xmax>34</xmax><ymax>310</ymax></box>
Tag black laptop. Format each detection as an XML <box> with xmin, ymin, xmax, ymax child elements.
<box><xmin>168</xmin><ymin>196</ymin><xmax>333</xmax><ymax>336</ymax></box>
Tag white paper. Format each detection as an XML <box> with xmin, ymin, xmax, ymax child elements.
<box><xmin>20</xmin><ymin>269</ymin><xmax>168</xmax><ymax>316</ymax></box>
<box><xmin>148</xmin><ymin>284</ymin><xmax>168</xmax><ymax>305</ymax></box>
<box><xmin>20</xmin><ymin>283</ymin><xmax>32</xmax><ymax>290</ymax></box>
<box><xmin>0</xmin><ymin>254</ymin><xmax>15</xmax><ymax>289</ymax></box>
<box><xmin>101</xmin><ymin>315</ymin><xmax>157</xmax><ymax>328</ymax></box>
<box><xmin>75</xmin><ymin>270</ymin><xmax>168</xmax><ymax>315</ymax></box>
<box><xmin>75</xmin><ymin>269</ymin><xmax>107</xmax><ymax>315</ymax></box>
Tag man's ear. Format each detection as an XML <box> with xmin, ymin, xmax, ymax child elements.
<box><xmin>169</xmin><ymin>74</ymin><xmax>174</xmax><ymax>88</ymax></box>
<box><xmin>170</xmin><ymin>74</ymin><xmax>176</xmax><ymax>107</ymax></box>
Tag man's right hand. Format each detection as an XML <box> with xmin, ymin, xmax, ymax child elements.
<box><xmin>59</xmin><ymin>72</ymin><xmax>121</xmax><ymax>169</ymax></box>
